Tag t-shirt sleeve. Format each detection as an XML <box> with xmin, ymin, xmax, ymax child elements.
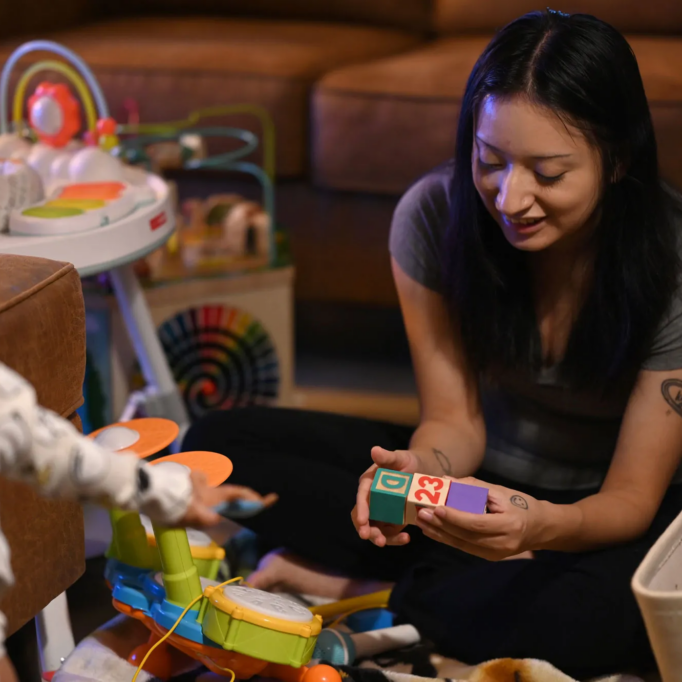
<box><xmin>642</xmin><ymin>289</ymin><xmax>682</xmax><ymax>371</ymax></box>
<box><xmin>388</xmin><ymin>166</ymin><xmax>451</xmax><ymax>293</ymax></box>
<box><xmin>642</xmin><ymin>193</ymin><xmax>682</xmax><ymax>371</ymax></box>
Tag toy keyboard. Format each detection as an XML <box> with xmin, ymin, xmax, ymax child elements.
<box><xmin>9</xmin><ymin>181</ymin><xmax>153</xmax><ymax>236</ymax></box>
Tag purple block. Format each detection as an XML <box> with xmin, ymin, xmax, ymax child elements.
<box><xmin>446</xmin><ymin>482</ymin><xmax>488</xmax><ymax>514</ymax></box>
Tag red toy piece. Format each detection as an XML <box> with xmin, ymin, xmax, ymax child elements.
<box><xmin>28</xmin><ymin>82</ymin><xmax>81</xmax><ymax>148</ymax></box>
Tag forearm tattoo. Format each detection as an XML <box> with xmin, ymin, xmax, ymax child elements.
<box><xmin>662</xmin><ymin>379</ymin><xmax>682</xmax><ymax>418</ymax></box>
<box><xmin>510</xmin><ymin>495</ymin><xmax>529</xmax><ymax>509</ymax></box>
<box><xmin>432</xmin><ymin>448</ymin><xmax>453</xmax><ymax>475</ymax></box>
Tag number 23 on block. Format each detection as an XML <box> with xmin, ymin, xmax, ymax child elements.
<box><xmin>405</xmin><ymin>474</ymin><xmax>451</xmax><ymax>524</ymax></box>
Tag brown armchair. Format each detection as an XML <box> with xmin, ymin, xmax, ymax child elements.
<box><xmin>0</xmin><ymin>254</ymin><xmax>86</xmax><ymax>669</ymax></box>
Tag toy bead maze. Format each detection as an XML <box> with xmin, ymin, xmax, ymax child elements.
<box><xmin>158</xmin><ymin>304</ymin><xmax>280</xmax><ymax>420</ymax></box>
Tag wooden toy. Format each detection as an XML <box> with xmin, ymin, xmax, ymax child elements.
<box><xmin>369</xmin><ymin>469</ymin><xmax>488</xmax><ymax>526</ymax></box>
<box><xmin>446</xmin><ymin>480</ymin><xmax>488</xmax><ymax>514</ymax></box>
<box><xmin>150</xmin><ymin>192</ymin><xmax>271</xmax><ymax>276</ymax></box>
<box><xmin>369</xmin><ymin>468</ymin><xmax>413</xmax><ymax>524</ymax></box>
<box><xmin>405</xmin><ymin>473</ymin><xmax>451</xmax><ymax>525</ymax></box>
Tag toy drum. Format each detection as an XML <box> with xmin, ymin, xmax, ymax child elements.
<box><xmin>201</xmin><ymin>585</ymin><xmax>322</xmax><ymax>668</ymax></box>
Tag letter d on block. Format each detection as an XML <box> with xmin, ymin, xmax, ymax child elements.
<box><xmin>379</xmin><ymin>473</ymin><xmax>410</xmax><ymax>492</ymax></box>
<box><xmin>369</xmin><ymin>468</ymin><xmax>413</xmax><ymax>525</ymax></box>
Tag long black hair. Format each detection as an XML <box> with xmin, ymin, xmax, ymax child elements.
<box><xmin>444</xmin><ymin>9</ymin><xmax>681</xmax><ymax>387</ymax></box>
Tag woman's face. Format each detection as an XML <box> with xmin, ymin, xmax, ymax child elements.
<box><xmin>473</xmin><ymin>94</ymin><xmax>602</xmax><ymax>252</ymax></box>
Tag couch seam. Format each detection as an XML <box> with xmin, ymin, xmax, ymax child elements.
<box><xmin>87</xmin><ymin>61</ymin><xmax>417</xmax><ymax>85</ymax></box>
<box><xmin>62</xmin><ymin>397</ymin><xmax>85</xmax><ymax>419</ymax></box>
<box><xmin>0</xmin><ymin>261</ymin><xmax>75</xmax><ymax>315</ymax></box>
<box><xmin>316</xmin><ymin>88</ymin><xmax>462</xmax><ymax>105</ymax></box>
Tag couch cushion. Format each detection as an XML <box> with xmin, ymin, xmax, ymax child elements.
<box><xmin>0</xmin><ymin>18</ymin><xmax>422</xmax><ymax>178</ymax></box>
<box><xmin>312</xmin><ymin>36</ymin><xmax>682</xmax><ymax>195</ymax></box>
<box><xmin>312</xmin><ymin>37</ymin><xmax>484</xmax><ymax>194</ymax></box>
<box><xmin>434</xmin><ymin>0</ymin><xmax>682</xmax><ymax>35</ymax></box>
<box><xmin>0</xmin><ymin>255</ymin><xmax>86</xmax><ymax>417</ymax></box>
<box><xmin>0</xmin><ymin>255</ymin><xmax>86</xmax><ymax>635</ymax></box>
<box><xmin>104</xmin><ymin>0</ymin><xmax>434</xmax><ymax>33</ymax></box>
<box><xmin>0</xmin><ymin>451</ymin><xmax>85</xmax><ymax>636</ymax></box>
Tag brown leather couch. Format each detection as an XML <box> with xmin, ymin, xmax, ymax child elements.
<box><xmin>0</xmin><ymin>255</ymin><xmax>85</xmax><ymax>637</ymax></box>
<box><xmin>1</xmin><ymin>1</ymin><xmax>681</xmax><ymax>307</ymax></box>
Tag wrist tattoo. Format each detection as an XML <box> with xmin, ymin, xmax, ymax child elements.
<box><xmin>432</xmin><ymin>448</ymin><xmax>452</xmax><ymax>475</ymax></box>
<box><xmin>662</xmin><ymin>379</ymin><xmax>682</xmax><ymax>418</ymax></box>
<box><xmin>510</xmin><ymin>495</ymin><xmax>528</xmax><ymax>510</ymax></box>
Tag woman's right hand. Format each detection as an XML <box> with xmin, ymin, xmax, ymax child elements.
<box><xmin>352</xmin><ymin>446</ymin><xmax>421</xmax><ymax>547</ymax></box>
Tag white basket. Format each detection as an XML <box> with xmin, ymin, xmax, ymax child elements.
<box><xmin>632</xmin><ymin>509</ymin><xmax>682</xmax><ymax>681</ymax></box>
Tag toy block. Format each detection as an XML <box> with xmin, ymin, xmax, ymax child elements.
<box><xmin>445</xmin><ymin>481</ymin><xmax>488</xmax><ymax>514</ymax></box>
<box><xmin>405</xmin><ymin>474</ymin><xmax>451</xmax><ymax>525</ymax></box>
<box><xmin>369</xmin><ymin>469</ymin><xmax>413</xmax><ymax>525</ymax></box>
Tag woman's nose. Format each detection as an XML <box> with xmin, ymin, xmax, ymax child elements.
<box><xmin>494</xmin><ymin>169</ymin><xmax>534</xmax><ymax>216</ymax></box>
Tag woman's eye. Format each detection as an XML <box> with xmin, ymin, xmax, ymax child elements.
<box><xmin>536</xmin><ymin>171</ymin><xmax>566</xmax><ymax>183</ymax></box>
<box><xmin>478</xmin><ymin>157</ymin><xmax>503</xmax><ymax>170</ymax></box>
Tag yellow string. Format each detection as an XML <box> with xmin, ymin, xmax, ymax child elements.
<box><xmin>13</xmin><ymin>60</ymin><xmax>97</xmax><ymax>134</ymax></box>
<box><xmin>132</xmin><ymin>576</ymin><xmax>243</xmax><ymax>682</ymax></box>
<box><xmin>211</xmin><ymin>662</ymin><xmax>238</xmax><ymax>678</ymax></box>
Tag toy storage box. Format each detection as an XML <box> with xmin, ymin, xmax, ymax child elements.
<box><xmin>86</xmin><ymin>265</ymin><xmax>295</xmax><ymax>424</ymax></box>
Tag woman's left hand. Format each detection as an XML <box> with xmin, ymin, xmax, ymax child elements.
<box><xmin>179</xmin><ymin>471</ymin><xmax>278</xmax><ymax>529</ymax></box>
<box><xmin>414</xmin><ymin>476</ymin><xmax>545</xmax><ymax>560</ymax></box>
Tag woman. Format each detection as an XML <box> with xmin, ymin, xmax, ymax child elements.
<box><xmin>184</xmin><ymin>10</ymin><xmax>682</xmax><ymax>677</ymax></box>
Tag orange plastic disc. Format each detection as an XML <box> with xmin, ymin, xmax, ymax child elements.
<box><xmin>88</xmin><ymin>418</ymin><xmax>179</xmax><ymax>458</ymax></box>
<box><xmin>151</xmin><ymin>451</ymin><xmax>233</xmax><ymax>487</ymax></box>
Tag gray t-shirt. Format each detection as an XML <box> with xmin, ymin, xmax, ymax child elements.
<box><xmin>390</xmin><ymin>163</ymin><xmax>682</xmax><ymax>490</ymax></box>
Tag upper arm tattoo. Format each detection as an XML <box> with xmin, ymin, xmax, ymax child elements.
<box><xmin>662</xmin><ymin>379</ymin><xmax>682</xmax><ymax>418</ymax></box>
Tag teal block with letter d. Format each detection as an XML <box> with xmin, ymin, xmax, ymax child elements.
<box><xmin>369</xmin><ymin>468</ymin><xmax>413</xmax><ymax>525</ymax></box>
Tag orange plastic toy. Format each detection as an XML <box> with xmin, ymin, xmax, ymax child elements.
<box><xmin>151</xmin><ymin>450</ymin><xmax>233</xmax><ymax>486</ymax></box>
<box><xmin>89</xmin><ymin>417</ymin><xmax>179</xmax><ymax>458</ymax></box>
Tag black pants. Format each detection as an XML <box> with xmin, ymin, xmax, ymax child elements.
<box><xmin>183</xmin><ymin>407</ymin><xmax>682</xmax><ymax>679</ymax></box>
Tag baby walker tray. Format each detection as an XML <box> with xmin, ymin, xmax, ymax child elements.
<box><xmin>0</xmin><ymin>167</ymin><xmax>173</xmax><ymax>276</ymax></box>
